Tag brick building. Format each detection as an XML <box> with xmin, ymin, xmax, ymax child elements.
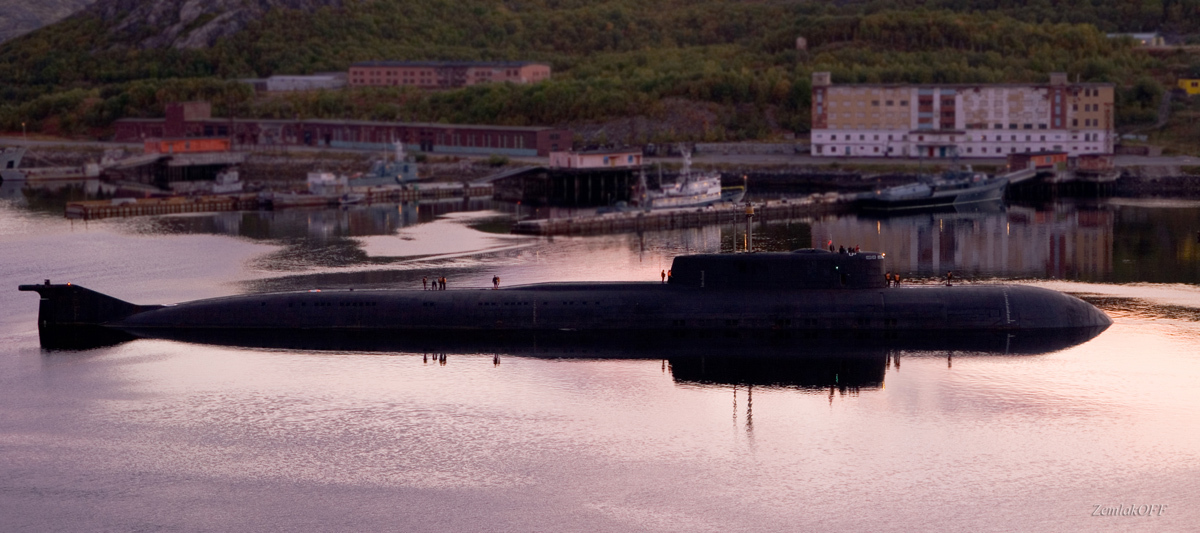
<box><xmin>114</xmin><ymin>103</ymin><xmax>571</xmax><ymax>157</ymax></box>
<box><xmin>348</xmin><ymin>61</ymin><xmax>551</xmax><ymax>89</ymax></box>
<box><xmin>811</xmin><ymin>72</ymin><xmax>1115</xmax><ymax>159</ymax></box>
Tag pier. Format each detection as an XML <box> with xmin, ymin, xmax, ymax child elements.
<box><xmin>66</xmin><ymin>194</ymin><xmax>261</xmax><ymax>220</ymax></box>
<box><xmin>65</xmin><ymin>183</ymin><xmax>494</xmax><ymax>220</ymax></box>
<box><xmin>511</xmin><ymin>194</ymin><xmax>850</xmax><ymax>236</ymax></box>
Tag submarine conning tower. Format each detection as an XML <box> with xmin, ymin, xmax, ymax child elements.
<box><xmin>669</xmin><ymin>249</ymin><xmax>886</xmax><ymax>290</ymax></box>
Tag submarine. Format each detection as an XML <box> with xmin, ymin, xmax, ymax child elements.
<box><xmin>20</xmin><ymin>249</ymin><xmax>1112</xmax><ymax>351</ymax></box>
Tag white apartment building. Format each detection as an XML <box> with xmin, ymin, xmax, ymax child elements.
<box><xmin>810</xmin><ymin>72</ymin><xmax>1114</xmax><ymax>159</ymax></box>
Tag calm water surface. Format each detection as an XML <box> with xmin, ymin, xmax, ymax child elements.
<box><xmin>1</xmin><ymin>192</ymin><xmax>1198</xmax><ymax>531</ymax></box>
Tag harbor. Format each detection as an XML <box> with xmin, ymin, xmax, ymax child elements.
<box><xmin>62</xmin><ymin>182</ymin><xmax>494</xmax><ymax>220</ymax></box>
<box><xmin>7</xmin><ymin>0</ymin><xmax>1200</xmax><ymax>528</ymax></box>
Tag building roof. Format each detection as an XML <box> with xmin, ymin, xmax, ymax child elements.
<box><xmin>1106</xmin><ymin>32</ymin><xmax>1160</xmax><ymax>39</ymax></box>
<box><xmin>821</xmin><ymin>82</ymin><xmax>1113</xmax><ymax>89</ymax></box>
<box><xmin>115</xmin><ymin>117</ymin><xmax>566</xmax><ymax>132</ymax></box>
<box><xmin>1015</xmin><ymin>150</ymin><xmax>1069</xmax><ymax>156</ymax></box>
<box><xmin>350</xmin><ymin>61</ymin><xmax>548</xmax><ymax>68</ymax></box>
<box><xmin>555</xmin><ymin>148</ymin><xmax>642</xmax><ymax>155</ymax></box>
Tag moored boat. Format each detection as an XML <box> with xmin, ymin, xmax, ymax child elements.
<box><xmin>631</xmin><ymin>152</ymin><xmax>741</xmax><ymax>209</ymax></box>
<box><xmin>858</xmin><ymin>169</ymin><xmax>1007</xmax><ymax>211</ymax></box>
<box><xmin>349</xmin><ymin>142</ymin><xmax>419</xmax><ymax>188</ymax></box>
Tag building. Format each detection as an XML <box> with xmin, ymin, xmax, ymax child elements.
<box><xmin>810</xmin><ymin>72</ymin><xmax>1115</xmax><ymax>159</ymax></box>
<box><xmin>1007</xmin><ymin>151</ymin><xmax>1068</xmax><ymax>171</ymax></box>
<box><xmin>548</xmin><ymin>149</ymin><xmax>643</xmax><ymax>169</ymax></box>
<box><xmin>1106</xmin><ymin>32</ymin><xmax>1166</xmax><ymax>47</ymax></box>
<box><xmin>144</xmin><ymin>138</ymin><xmax>230</xmax><ymax>154</ymax></box>
<box><xmin>1179</xmin><ymin>79</ymin><xmax>1200</xmax><ymax>96</ymax></box>
<box><xmin>348</xmin><ymin>61</ymin><xmax>551</xmax><ymax>89</ymax></box>
<box><xmin>240</xmin><ymin>74</ymin><xmax>347</xmax><ymax>92</ymax></box>
<box><xmin>113</xmin><ymin>102</ymin><xmax>571</xmax><ymax>157</ymax></box>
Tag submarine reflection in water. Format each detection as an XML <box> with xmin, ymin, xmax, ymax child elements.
<box><xmin>60</xmin><ymin>326</ymin><xmax>1107</xmax><ymax>391</ymax></box>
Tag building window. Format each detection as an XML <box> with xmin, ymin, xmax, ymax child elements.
<box><xmin>872</xmin><ymin>100</ymin><xmax>879</xmax><ymax>106</ymax></box>
<box><xmin>886</xmin><ymin>100</ymin><xmax>894</xmax><ymax>106</ymax></box>
<box><xmin>900</xmin><ymin>101</ymin><xmax>908</xmax><ymax>106</ymax></box>
<box><xmin>831</xmin><ymin>135</ymin><xmax>837</xmax><ymax>140</ymax></box>
<box><xmin>1009</xmin><ymin>124</ymin><xmax>1017</xmax><ymax>129</ymax></box>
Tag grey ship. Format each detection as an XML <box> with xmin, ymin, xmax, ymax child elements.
<box><xmin>21</xmin><ymin>249</ymin><xmax>1111</xmax><ymax>351</ymax></box>
<box><xmin>0</xmin><ymin>146</ymin><xmax>26</xmax><ymax>181</ymax></box>
<box><xmin>858</xmin><ymin>170</ymin><xmax>1007</xmax><ymax>211</ymax></box>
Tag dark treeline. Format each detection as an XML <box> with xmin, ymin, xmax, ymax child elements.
<box><xmin>0</xmin><ymin>0</ymin><xmax>1192</xmax><ymax>141</ymax></box>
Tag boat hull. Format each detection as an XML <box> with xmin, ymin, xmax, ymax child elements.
<box><xmin>859</xmin><ymin>178</ymin><xmax>1007</xmax><ymax>211</ymax></box>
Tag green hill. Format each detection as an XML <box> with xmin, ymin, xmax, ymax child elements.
<box><xmin>1</xmin><ymin>0</ymin><xmax>1197</xmax><ymax>143</ymax></box>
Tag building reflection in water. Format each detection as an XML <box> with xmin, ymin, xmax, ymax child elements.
<box><xmin>810</xmin><ymin>204</ymin><xmax>1114</xmax><ymax>280</ymax></box>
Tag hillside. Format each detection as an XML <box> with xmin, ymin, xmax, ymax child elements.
<box><xmin>0</xmin><ymin>0</ymin><xmax>94</xmax><ymax>42</ymax></box>
<box><xmin>2</xmin><ymin>0</ymin><xmax>1199</xmax><ymax>144</ymax></box>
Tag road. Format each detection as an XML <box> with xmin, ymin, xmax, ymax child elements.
<box><xmin>4</xmin><ymin>136</ymin><xmax>1199</xmax><ymax>169</ymax></box>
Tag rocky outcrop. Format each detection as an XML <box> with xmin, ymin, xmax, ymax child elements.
<box><xmin>85</xmin><ymin>0</ymin><xmax>341</xmax><ymax>49</ymax></box>
<box><xmin>0</xmin><ymin>0</ymin><xmax>95</xmax><ymax>42</ymax></box>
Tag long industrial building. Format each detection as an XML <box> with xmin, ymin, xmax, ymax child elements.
<box><xmin>113</xmin><ymin>102</ymin><xmax>572</xmax><ymax>157</ymax></box>
<box><xmin>810</xmin><ymin>72</ymin><xmax>1114</xmax><ymax>159</ymax></box>
<box><xmin>348</xmin><ymin>61</ymin><xmax>551</xmax><ymax>89</ymax></box>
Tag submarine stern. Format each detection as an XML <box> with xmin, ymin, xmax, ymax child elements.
<box><xmin>18</xmin><ymin>282</ymin><xmax>160</xmax><ymax>349</ymax></box>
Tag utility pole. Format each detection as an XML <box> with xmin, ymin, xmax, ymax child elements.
<box><xmin>745</xmin><ymin>203</ymin><xmax>755</xmax><ymax>252</ymax></box>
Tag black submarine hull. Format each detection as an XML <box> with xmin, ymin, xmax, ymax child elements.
<box><xmin>20</xmin><ymin>282</ymin><xmax>1111</xmax><ymax>351</ymax></box>
<box><xmin>19</xmin><ymin>249</ymin><xmax>1112</xmax><ymax>351</ymax></box>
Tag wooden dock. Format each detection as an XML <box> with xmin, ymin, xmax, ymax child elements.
<box><xmin>360</xmin><ymin>183</ymin><xmax>493</xmax><ymax>202</ymax></box>
<box><xmin>66</xmin><ymin>194</ymin><xmax>261</xmax><ymax>220</ymax></box>
<box><xmin>511</xmin><ymin>194</ymin><xmax>851</xmax><ymax>236</ymax></box>
<box><xmin>65</xmin><ymin>183</ymin><xmax>495</xmax><ymax>220</ymax></box>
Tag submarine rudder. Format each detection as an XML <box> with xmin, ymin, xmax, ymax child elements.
<box><xmin>18</xmin><ymin>282</ymin><xmax>159</xmax><ymax>349</ymax></box>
